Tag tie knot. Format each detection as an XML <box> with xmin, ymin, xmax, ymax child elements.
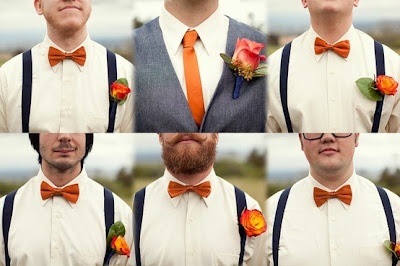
<box><xmin>183</xmin><ymin>30</ymin><xmax>198</xmax><ymax>48</ymax></box>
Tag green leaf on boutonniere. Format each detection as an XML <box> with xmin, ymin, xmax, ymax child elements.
<box><xmin>253</xmin><ymin>63</ymin><xmax>268</xmax><ymax>77</ymax></box>
<box><xmin>107</xmin><ymin>221</ymin><xmax>126</xmax><ymax>245</ymax></box>
<box><xmin>383</xmin><ymin>240</ymin><xmax>398</xmax><ymax>258</ymax></box>
<box><xmin>115</xmin><ymin>78</ymin><xmax>129</xmax><ymax>87</ymax></box>
<box><xmin>219</xmin><ymin>53</ymin><xmax>236</xmax><ymax>71</ymax></box>
<box><xmin>356</xmin><ymin>77</ymin><xmax>383</xmax><ymax>101</ymax></box>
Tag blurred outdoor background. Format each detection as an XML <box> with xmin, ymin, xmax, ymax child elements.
<box><xmin>268</xmin><ymin>0</ymin><xmax>400</xmax><ymax>55</ymax></box>
<box><xmin>266</xmin><ymin>134</ymin><xmax>400</xmax><ymax>199</ymax></box>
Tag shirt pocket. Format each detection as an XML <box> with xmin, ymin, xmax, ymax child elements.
<box><xmin>214</xmin><ymin>253</ymin><xmax>239</xmax><ymax>266</ymax></box>
<box><xmin>358</xmin><ymin>245</ymin><xmax>391</xmax><ymax>266</ymax></box>
<box><xmin>87</xmin><ymin>116</ymin><xmax>108</xmax><ymax>132</ymax></box>
<box><xmin>79</xmin><ymin>250</ymin><xmax>104</xmax><ymax>266</ymax></box>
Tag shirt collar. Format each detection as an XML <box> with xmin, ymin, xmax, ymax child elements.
<box><xmin>307</xmin><ymin>25</ymin><xmax>355</xmax><ymax>62</ymax></box>
<box><xmin>37</xmin><ymin>167</ymin><xmax>87</xmax><ymax>208</ymax></box>
<box><xmin>159</xmin><ymin>5</ymin><xmax>226</xmax><ymax>56</ymax></box>
<box><xmin>307</xmin><ymin>170</ymin><xmax>356</xmax><ymax>210</ymax></box>
<box><xmin>42</xmin><ymin>34</ymin><xmax>91</xmax><ymax>72</ymax></box>
<box><xmin>162</xmin><ymin>168</ymin><xmax>217</xmax><ymax>208</ymax></box>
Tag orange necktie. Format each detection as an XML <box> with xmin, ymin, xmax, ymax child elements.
<box><xmin>40</xmin><ymin>181</ymin><xmax>80</xmax><ymax>204</ymax></box>
<box><xmin>313</xmin><ymin>185</ymin><xmax>352</xmax><ymax>207</ymax></box>
<box><xmin>314</xmin><ymin>37</ymin><xmax>350</xmax><ymax>58</ymax></box>
<box><xmin>48</xmin><ymin>46</ymin><xmax>86</xmax><ymax>67</ymax></box>
<box><xmin>168</xmin><ymin>181</ymin><xmax>211</xmax><ymax>198</ymax></box>
<box><xmin>182</xmin><ymin>30</ymin><xmax>205</xmax><ymax>127</ymax></box>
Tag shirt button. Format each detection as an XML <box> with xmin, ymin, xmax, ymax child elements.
<box><xmin>331</xmin><ymin>216</ymin><xmax>336</xmax><ymax>222</ymax></box>
<box><xmin>56</xmin><ymin>213</ymin><xmax>61</xmax><ymax>218</ymax></box>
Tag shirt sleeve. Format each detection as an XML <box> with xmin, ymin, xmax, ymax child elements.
<box><xmin>0</xmin><ymin>196</ymin><xmax>6</xmax><ymax>266</ymax></box>
<box><xmin>116</xmin><ymin>55</ymin><xmax>134</xmax><ymax>133</ymax></box>
<box><xmin>244</xmin><ymin>195</ymin><xmax>268</xmax><ymax>266</ymax></box>
<box><xmin>109</xmin><ymin>195</ymin><xmax>134</xmax><ymax>266</ymax></box>
<box><xmin>0</xmin><ymin>66</ymin><xmax>8</xmax><ymax>133</ymax></box>
<box><xmin>266</xmin><ymin>49</ymin><xmax>285</xmax><ymax>133</ymax></box>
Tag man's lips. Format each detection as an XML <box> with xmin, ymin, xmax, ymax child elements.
<box><xmin>319</xmin><ymin>147</ymin><xmax>338</xmax><ymax>154</ymax></box>
<box><xmin>60</xmin><ymin>5</ymin><xmax>80</xmax><ymax>11</ymax></box>
<box><xmin>54</xmin><ymin>148</ymin><xmax>75</xmax><ymax>153</ymax></box>
<box><xmin>177</xmin><ymin>136</ymin><xmax>197</xmax><ymax>143</ymax></box>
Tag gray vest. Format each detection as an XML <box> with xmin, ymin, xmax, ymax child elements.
<box><xmin>134</xmin><ymin>17</ymin><xmax>266</xmax><ymax>132</ymax></box>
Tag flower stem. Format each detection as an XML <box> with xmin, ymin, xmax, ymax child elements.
<box><xmin>233</xmin><ymin>76</ymin><xmax>244</xmax><ymax>99</ymax></box>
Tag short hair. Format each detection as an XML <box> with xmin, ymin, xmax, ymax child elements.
<box><xmin>28</xmin><ymin>134</ymin><xmax>94</xmax><ymax>166</ymax></box>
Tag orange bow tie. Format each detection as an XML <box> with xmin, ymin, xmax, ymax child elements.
<box><xmin>314</xmin><ymin>37</ymin><xmax>350</xmax><ymax>58</ymax></box>
<box><xmin>168</xmin><ymin>181</ymin><xmax>211</xmax><ymax>198</ymax></box>
<box><xmin>313</xmin><ymin>185</ymin><xmax>352</xmax><ymax>207</ymax></box>
<box><xmin>48</xmin><ymin>46</ymin><xmax>86</xmax><ymax>67</ymax></box>
<box><xmin>40</xmin><ymin>181</ymin><xmax>80</xmax><ymax>204</ymax></box>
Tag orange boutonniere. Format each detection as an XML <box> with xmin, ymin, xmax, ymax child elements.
<box><xmin>239</xmin><ymin>208</ymin><xmax>267</xmax><ymax>237</ymax></box>
<box><xmin>105</xmin><ymin>221</ymin><xmax>130</xmax><ymax>265</ymax></box>
<box><xmin>220</xmin><ymin>38</ymin><xmax>267</xmax><ymax>99</ymax></box>
<box><xmin>356</xmin><ymin>75</ymin><xmax>398</xmax><ymax>101</ymax></box>
<box><xmin>110</xmin><ymin>78</ymin><xmax>131</xmax><ymax>105</ymax></box>
<box><xmin>384</xmin><ymin>240</ymin><xmax>400</xmax><ymax>262</ymax></box>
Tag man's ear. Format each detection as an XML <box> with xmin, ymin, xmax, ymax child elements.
<box><xmin>34</xmin><ymin>0</ymin><xmax>43</xmax><ymax>15</ymax></box>
<box><xmin>298</xmin><ymin>133</ymin><xmax>304</xmax><ymax>151</ymax></box>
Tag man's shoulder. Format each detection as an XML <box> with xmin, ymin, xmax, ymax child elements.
<box><xmin>0</xmin><ymin>53</ymin><xmax>23</xmax><ymax>73</ymax></box>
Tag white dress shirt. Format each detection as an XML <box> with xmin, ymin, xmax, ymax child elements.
<box><xmin>159</xmin><ymin>6</ymin><xmax>229</xmax><ymax>110</ymax></box>
<box><xmin>0</xmin><ymin>35</ymin><xmax>134</xmax><ymax>132</ymax></box>
<box><xmin>0</xmin><ymin>168</ymin><xmax>134</xmax><ymax>266</ymax></box>
<box><xmin>134</xmin><ymin>169</ymin><xmax>267</xmax><ymax>266</ymax></box>
<box><xmin>266</xmin><ymin>173</ymin><xmax>400</xmax><ymax>266</ymax></box>
<box><xmin>267</xmin><ymin>25</ymin><xmax>400</xmax><ymax>132</ymax></box>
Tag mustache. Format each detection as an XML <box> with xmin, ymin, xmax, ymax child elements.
<box><xmin>53</xmin><ymin>142</ymin><xmax>76</xmax><ymax>151</ymax></box>
<box><xmin>166</xmin><ymin>133</ymin><xmax>209</xmax><ymax>145</ymax></box>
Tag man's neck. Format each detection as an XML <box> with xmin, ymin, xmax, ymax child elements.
<box><xmin>164</xmin><ymin>0</ymin><xmax>218</xmax><ymax>28</ymax></box>
<box><xmin>47</xmin><ymin>26</ymin><xmax>88</xmax><ymax>51</ymax></box>
<box><xmin>310</xmin><ymin>15</ymin><xmax>352</xmax><ymax>44</ymax></box>
<box><xmin>169</xmin><ymin>167</ymin><xmax>213</xmax><ymax>185</ymax></box>
<box><xmin>41</xmin><ymin>166</ymin><xmax>81</xmax><ymax>187</ymax></box>
<box><xmin>310</xmin><ymin>167</ymin><xmax>354</xmax><ymax>190</ymax></box>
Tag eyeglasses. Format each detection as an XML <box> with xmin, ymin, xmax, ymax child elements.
<box><xmin>302</xmin><ymin>133</ymin><xmax>353</xmax><ymax>140</ymax></box>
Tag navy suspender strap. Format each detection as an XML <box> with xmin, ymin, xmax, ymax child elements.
<box><xmin>133</xmin><ymin>187</ymin><xmax>146</xmax><ymax>266</ymax></box>
<box><xmin>106</xmin><ymin>50</ymin><xmax>118</xmax><ymax>133</ymax></box>
<box><xmin>279</xmin><ymin>42</ymin><xmax>293</xmax><ymax>133</ymax></box>
<box><xmin>372</xmin><ymin>41</ymin><xmax>385</xmax><ymax>133</ymax></box>
<box><xmin>133</xmin><ymin>186</ymin><xmax>248</xmax><ymax>266</ymax></box>
<box><xmin>376</xmin><ymin>186</ymin><xmax>397</xmax><ymax>266</ymax></box>
<box><xmin>2</xmin><ymin>189</ymin><xmax>115</xmax><ymax>266</ymax></box>
<box><xmin>21</xmin><ymin>49</ymin><xmax>117</xmax><ymax>133</ymax></box>
<box><xmin>272</xmin><ymin>187</ymin><xmax>292</xmax><ymax>266</ymax></box>
<box><xmin>22</xmin><ymin>50</ymin><xmax>32</xmax><ymax>133</ymax></box>
<box><xmin>2</xmin><ymin>190</ymin><xmax>17</xmax><ymax>266</ymax></box>
<box><xmin>280</xmin><ymin>41</ymin><xmax>385</xmax><ymax>133</ymax></box>
<box><xmin>234</xmin><ymin>186</ymin><xmax>247</xmax><ymax>266</ymax></box>
<box><xmin>103</xmin><ymin>187</ymin><xmax>115</xmax><ymax>265</ymax></box>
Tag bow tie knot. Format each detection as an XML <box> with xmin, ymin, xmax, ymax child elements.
<box><xmin>313</xmin><ymin>184</ymin><xmax>352</xmax><ymax>207</ymax></box>
<box><xmin>314</xmin><ymin>37</ymin><xmax>350</xmax><ymax>58</ymax></box>
<box><xmin>48</xmin><ymin>46</ymin><xmax>86</xmax><ymax>67</ymax></box>
<box><xmin>40</xmin><ymin>181</ymin><xmax>80</xmax><ymax>204</ymax></box>
<box><xmin>168</xmin><ymin>180</ymin><xmax>211</xmax><ymax>198</ymax></box>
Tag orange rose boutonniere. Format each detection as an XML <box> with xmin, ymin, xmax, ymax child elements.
<box><xmin>110</xmin><ymin>78</ymin><xmax>131</xmax><ymax>105</ymax></box>
<box><xmin>239</xmin><ymin>208</ymin><xmax>267</xmax><ymax>237</ymax></box>
<box><xmin>105</xmin><ymin>221</ymin><xmax>130</xmax><ymax>265</ymax></box>
<box><xmin>220</xmin><ymin>38</ymin><xmax>267</xmax><ymax>99</ymax></box>
<box><xmin>384</xmin><ymin>240</ymin><xmax>400</xmax><ymax>263</ymax></box>
<box><xmin>356</xmin><ymin>75</ymin><xmax>398</xmax><ymax>101</ymax></box>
